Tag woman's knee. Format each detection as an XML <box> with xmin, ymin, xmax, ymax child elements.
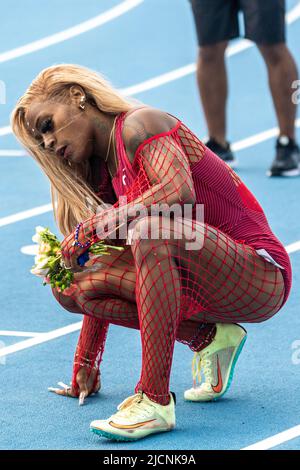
<box><xmin>129</xmin><ymin>216</ymin><xmax>161</xmax><ymax>242</ymax></box>
<box><xmin>130</xmin><ymin>215</ymin><xmax>205</xmax><ymax>237</ymax></box>
<box><xmin>51</xmin><ymin>286</ymin><xmax>81</xmax><ymax>313</ymax></box>
<box><xmin>51</xmin><ymin>272</ymin><xmax>107</xmax><ymax>312</ymax></box>
<box><xmin>129</xmin><ymin>215</ymin><xmax>208</xmax><ymax>261</ymax></box>
<box><xmin>129</xmin><ymin>216</ymin><xmax>175</xmax><ymax>263</ymax></box>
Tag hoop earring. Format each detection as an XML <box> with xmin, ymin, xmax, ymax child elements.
<box><xmin>79</xmin><ymin>96</ymin><xmax>85</xmax><ymax>110</ymax></box>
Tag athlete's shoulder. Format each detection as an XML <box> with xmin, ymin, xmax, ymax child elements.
<box><xmin>122</xmin><ymin>107</ymin><xmax>179</xmax><ymax>161</ymax></box>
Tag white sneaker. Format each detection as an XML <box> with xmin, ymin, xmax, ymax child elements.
<box><xmin>184</xmin><ymin>323</ymin><xmax>247</xmax><ymax>402</ymax></box>
<box><xmin>90</xmin><ymin>391</ymin><xmax>176</xmax><ymax>441</ymax></box>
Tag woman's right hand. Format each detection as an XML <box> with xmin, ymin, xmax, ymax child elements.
<box><xmin>48</xmin><ymin>367</ymin><xmax>101</xmax><ymax>405</ymax></box>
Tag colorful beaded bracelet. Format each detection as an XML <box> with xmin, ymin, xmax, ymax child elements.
<box><xmin>73</xmin><ymin>222</ymin><xmax>91</xmax><ymax>249</ymax></box>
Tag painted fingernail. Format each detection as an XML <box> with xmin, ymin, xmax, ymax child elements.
<box><xmin>57</xmin><ymin>381</ymin><xmax>69</xmax><ymax>389</ymax></box>
<box><xmin>79</xmin><ymin>392</ymin><xmax>86</xmax><ymax>406</ymax></box>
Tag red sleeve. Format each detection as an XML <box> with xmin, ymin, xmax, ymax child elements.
<box><xmin>71</xmin><ymin>315</ymin><xmax>109</xmax><ymax>394</ymax></box>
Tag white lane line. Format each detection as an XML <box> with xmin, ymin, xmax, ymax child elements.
<box><xmin>0</xmin><ymin>321</ymin><xmax>82</xmax><ymax>358</ymax></box>
<box><xmin>0</xmin><ymin>150</ymin><xmax>27</xmax><ymax>157</ymax></box>
<box><xmin>288</xmin><ymin>1</ymin><xmax>300</xmax><ymax>23</ymax></box>
<box><xmin>242</xmin><ymin>424</ymin><xmax>300</xmax><ymax>450</ymax></box>
<box><xmin>2</xmin><ymin>117</ymin><xmax>300</xmax><ymax>159</ymax></box>
<box><xmin>1</xmin><ymin>1</ymin><xmax>299</xmax><ymax>138</ymax></box>
<box><xmin>0</xmin><ymin>330</ymin><xmax>41</xmax><ymax>338</ymax></box>
<box><xmin>0</xmin><ymin>126</ymin><xmax>12</xmax><ymax>136</ymax></box>
<box><xmin>120</xmin><ymin>2</ymin><xmax>300</xmax><ymax>95</ymax></box>
<box><xmin>121</xmin><ymin>62</ymin><xmax>197</xmax><ymax>96</ymax></box>
<box><xmin>0</xmin><ymin>0</ymin><xmax>143</xmax><ymax>64</ymax></box>
<box><xmin>232</xmin><ymin>119</ymin><xmax>300</xmax><ymax>152</ymax></box>
<box><xmin>0</xmin><ymin>203</ymin><xmax>52</xmax><ymax>227</ymax></box>
<box><xmin>120</xmin><ymin>39</ymin><xmax>251</xmax><ymax>96</ymax></box>
<box><xmin>285</xmin><ymin>240</ymin><xmax>300</xmax><ymax>254</ymax></box>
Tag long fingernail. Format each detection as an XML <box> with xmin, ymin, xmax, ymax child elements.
<box><xmin>79</xmin><ymin>392</ymin><xmax>86</xmax><ymax>406</ymax></box>
<box><xmin>58</xmin><ymin>381</ymin><xmax>69</xmax><ymax>389</ymax></box>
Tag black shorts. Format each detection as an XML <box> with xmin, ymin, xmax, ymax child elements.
<box><xmin>189</xmin><ymin>0</ymin><xmax>286</xmax><ymax>46</ymax></box>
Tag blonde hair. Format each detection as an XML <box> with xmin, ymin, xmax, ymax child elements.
<box><xmin>10</xmin><ymin>64</ymin><xmax>135</xmax><ymax>236</ymax></box>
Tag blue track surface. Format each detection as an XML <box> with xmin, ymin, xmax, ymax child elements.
<box><xmin>0</xmin><ymin>0</ymin><xmax>299</xmax><ymax>450</ymax></box>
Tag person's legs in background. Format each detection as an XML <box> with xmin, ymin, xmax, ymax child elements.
<box><xmin>259</xmin><ymin>44</ymin><xmax>298</xmax><ymax>141</ymax></box>
<box><xmin>190</xmin><ymin>0</ymin><xmax>299</xmax><ymax>176</ymax></box>
<box><xmin>242</xmin><ymin>0</ymin><xmax>300</xmax><ymax>176</ymax></box>
<box><xmin>189</xmin><ymin>0</ymin><xmax>239</xmax><ymax>167</ymax></box>
<box><xmin>197</xmin><ymin>42</ymin><xmax>230</xmax><ymax>149</ymax></box>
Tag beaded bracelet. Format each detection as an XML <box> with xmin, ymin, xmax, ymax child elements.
<box><xmin>72</xmin><ymin>222</ymin><xmax>91</xmax><ymax>248</ymax></box>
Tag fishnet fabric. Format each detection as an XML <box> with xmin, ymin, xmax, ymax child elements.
<box><xmin>57</xmin><ymin>113</ymin><xmax>290</xmax><ymax>405</ymax></box>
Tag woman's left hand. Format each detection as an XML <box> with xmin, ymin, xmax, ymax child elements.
<box><xmin>48</xmin><ymin>367</ymin><xmax>101</xmax><ymax>405</ymax></box>
<box><xmin>60</xmin><ymin>227</ymin><xmax>91</xmax><ymax>271</ymax></box>
<box><xmin>60</xmin><ymin>211</ymin><xmax>121</xmax><ymax>270</ymax></box>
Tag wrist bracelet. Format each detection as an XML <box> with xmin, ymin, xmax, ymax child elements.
<box><xmin>73</xmin><ymin>222</ymin><xmax>91</xmax><ymax>249</ymax></box>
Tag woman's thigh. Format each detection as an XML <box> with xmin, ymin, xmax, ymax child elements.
<box><xmin>129</xmin><ymin>215</ymin><xmax>285</xmax><ymax>323</ymax></box>
<box><xmin>174</xmin><ymin>220</ymin><xmax>285</xmax><ymax>322</ymax></box>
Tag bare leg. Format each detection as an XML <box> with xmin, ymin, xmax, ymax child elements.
<box><xmin>258</xmin><ymin>43</ymin><xmax>298</xmax><ymax>139</ymax></box>
<box><xmin>197</xmin><ymin>41</ymin><xmax>228</xmax><ymax>146</ymax></box>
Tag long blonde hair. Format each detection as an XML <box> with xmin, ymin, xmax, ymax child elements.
<box><xmin>10</xmin><ymin>64</ymin><xmax>135</xmax><ymax>236</ymax></box>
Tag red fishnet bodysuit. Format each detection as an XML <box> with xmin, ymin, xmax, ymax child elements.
<box><xmin>57</xmin><ymin>109</ymin><xmax>292</xmax><ymax>403</ymax></box>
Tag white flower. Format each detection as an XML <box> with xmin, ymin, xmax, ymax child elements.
<box><xmin>31</xmin><ymin>258</ymin><xmax>50</xmax><ymax>277</ymax></box>
<box><xmin>35</xmin><ymin>226</ymin><xmax>46</xmax><ymax>234</ymax></box>
<box><xmin>34</xmin><ymin>254</ymin><xmax>48</xmax><ymax>265</ymax></box>
<box><xmin>30</xmin><ymin>226</ymin><xmax>60</xmax><ymax>280</ymax></box>
<box><xmin>32</xmin><ymin>233</ymin><xmax>42</xmax><ymax>244</ymax></box>
<box><xmin>39</xmin><ymin>242</ymin><xmax>51</xmax><ymax>255</ymax></box>
<box><xmin>37</xmin><ymin>258</ymin><xmax>49</xmax><ymax>269</ymax></box>
<box><xmin>32</xmin><ymin>226</ymin><xmax>47</xmax><ymax>244</ymax></box>
<box><xmin>30</xmin><ymin>266</ymin><xmax>50</xmax><ymax>278</ymax></box>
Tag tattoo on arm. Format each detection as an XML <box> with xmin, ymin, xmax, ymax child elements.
<box><xmin>123</xmin><ymin>118</ymin><xmax>155</xmax><ymax>161</ymax></box>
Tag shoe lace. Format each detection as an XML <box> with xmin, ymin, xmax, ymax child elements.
<box><xmin>192</xmin><ymin>351</ymin><xmax>212</xmax><ymax>389</ymax></box>
<box><xmin>114</xmin><ymin>392</ymin><xmax>156</xmax><ymax>420</ymax></box>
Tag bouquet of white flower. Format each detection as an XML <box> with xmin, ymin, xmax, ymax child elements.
<box><xmin>31</xmin><ymin>226</ymin><xmax>124</xmax><ymax>293</ymax></box>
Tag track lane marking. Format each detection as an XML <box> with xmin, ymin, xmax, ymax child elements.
<box><xmin>0</xmin><ymin>322</ymin><xmax>83</xmax><ymax>358</ymax></box>
<box><xmin>242</xmin><ymin>424</ymin><xmax>300</xmax><ymax>450</ymax></box>
<box><xmin>0</xmin><ymin>330</ymin><xmax>42</xmax><ymax>337</ymax></box>
<box><xmin>0</xmin><ymin>0</ymin><xmax>143</xmax><ymax>64</ymax></box>
<box><xmin>1</xmin><ymin>1</ymin><xmax>299</xmax><ymax>137</ymax></box>
<box><xmin>0</xmin><ymin>204</ymin><xmax>52</xmax><ymax>227</ymax></box>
